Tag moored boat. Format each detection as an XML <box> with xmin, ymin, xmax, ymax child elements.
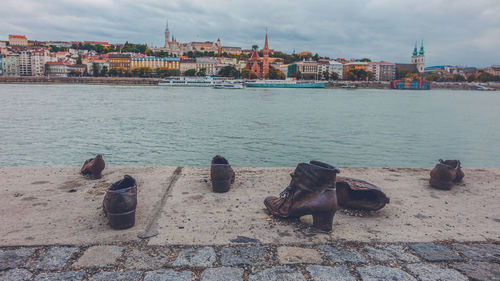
<box><xmin>245</xmin><ymin>79</ymin><xmax>326</xmax><ymax>88</ymax></box>
<box><xmin>159</xmin><ymin>76</ymin><xmax>226</xmax><ymax>87</ymax></box>
<box><xmin>213</xmin><ymin>82</ymin><xmax>245</xmax><ymax>89</ymax></box>
<box><xmin>390</xmin><ymin>78</ymin><xmax>432</xmax><ymax>90</ymax></box>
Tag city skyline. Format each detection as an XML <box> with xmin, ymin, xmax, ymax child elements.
<box><xmin>1</xmin><ymin>0</ymin><xmax>499</xmax><ymax>67</ymax></box>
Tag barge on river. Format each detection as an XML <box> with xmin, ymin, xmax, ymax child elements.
<box><xmin>245</xmin><ymin>80</ymin><xmax>326</xmax><ymax>88</ymax></box>
<box><xmin>390</xmin><ymin>78</ymin><xmax>432</xmax><ymax>90</ymax></box>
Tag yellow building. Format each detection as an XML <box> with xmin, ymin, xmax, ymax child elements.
<box><xmin>343</xmin><ymin>62</ymin><xmax>368</xmax><ymax>78</ymax></box>
<box><xmin>130</xmin><ymin>56</ymin><xmax>180</xmax><ymax>70</ymax></box>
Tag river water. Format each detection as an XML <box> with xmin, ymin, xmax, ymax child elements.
<box><xmin>0</xmin><ymin>84</ymin><xmax>499</xmax><ymax>167</ymax></box>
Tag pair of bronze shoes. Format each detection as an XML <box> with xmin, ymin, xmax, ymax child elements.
<box><xmin>81</xmin><ymin>155</ymin><xmax>137</xmax><ymax>230</ymax></box>
<box><xmin>264</xmin><ymin>161</ymin><xmax>390</xmax><ymax>232</ymax></box>
<box><xmin>429</xmin><ymin>159</ymin><xmax>464</xmax><ymax>190</ymax></box>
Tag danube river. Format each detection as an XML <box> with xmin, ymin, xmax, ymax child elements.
<box><xmin>0</xmin><ymin>84</ymin><xmax>499</xmax><ymax>167</ymax></box>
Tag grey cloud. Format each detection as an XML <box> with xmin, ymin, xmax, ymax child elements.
<box><xmin>1</xmin><ymin>0</ymin><xmax>499</xmax><ymax>66</ymax></box>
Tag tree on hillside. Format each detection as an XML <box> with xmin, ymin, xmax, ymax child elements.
<box><xmin>76</xmin><ymin>55</ymin><xmax>82</xmax><ymax>65</ymax></box>
<box><xmin>322</xmin><ymin>71</ymin><xmax>330</xmax><ymax>81</ymax></box>
<box><xmin>240</xmin><ymin>69</ymin><xmax>252</xmax><ymax>79</ymax></box>
<box><xmin>218</xmin><ymin>66</ymin><xmax>239</xmax><ymax>77</ymax></box>
<box><xmin>156</xmin><ymin>67</ymin><xmax>179</xmax><ymax>77</ymax></box>
<box><xmin>184</xmin><ymin>69</ymin><xmax>197</xmax><ymax>76</ymax></box>
<box><xmin>265</xmin><ymin>67</ymin><xmax>286</xmax><ymax>80</ymax></box>
<box><xmin>359</xmin><ymin>58</ymin><xmax>371</xmax><ymax>62</ymax></box>
<box><xmin>330</xmin><ymin>72</ymin><xmax>339</xmax><ymax>81</ymax></box>
<box><xmin>452</xmin><ymin>74</ymin><xmax>465</xmax><ymax>82</ymax></box>
<box><xmin>425</xmin><ymin>72</ymin><xmax>440</xmax><ymax>81</ymax></box>
<box><xmin>196</xmin><ymin>68</ymin><xmax>207</xmax><ymax>77</ymax></box>
<box><xmin>252</xmin><ymin>45</ymin><xmax>259</xmax><ymax>51</ymax></box>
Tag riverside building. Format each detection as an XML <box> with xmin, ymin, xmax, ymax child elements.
<box><xmin>8</xmin><ymin>35</ymin><xmax>28</xmax><ymax>46</ymax></box>
<box><xmin>411</xmin><ymin>41</ymin><xmax>425</xmax><ymax>73</ymax></box>
<box><xmin>130</xmin><ymin>55</ymin><xmax>180</xmax><ymax>70</ymax></box>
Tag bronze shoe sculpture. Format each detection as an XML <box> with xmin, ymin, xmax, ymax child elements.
<box><xmin>336</xmin><ymin>177</ymin><xmax>390</xmax><ymax>211</ymax></box>
<box><xmin>264</xmin><ymin>161</ymin><xmax>340</xmax><ymax>231</ymax></box>
<box><xmin>210</xmin><ymin>155</ymin><xmax>235</xmax><ymax>193</ymax></box>
<box><xmin>81</xmin><ymin>154</ymin><xmax>105</xmax><ymax>179</ymax></box>
<box><xmin>103</xmin><ymin>175</ymin><xmax>137</xmax><ymax>229</ymax></box>
<box><xmin>429</xmin><ymin>159</ymin><xmax>464</xmax><ymax>190</ymax></box>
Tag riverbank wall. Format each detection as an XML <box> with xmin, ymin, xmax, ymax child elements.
<box><xmin>0</xmin><ymin>76</ymin><xmax>160</xmax><ymax>85</ymax></box>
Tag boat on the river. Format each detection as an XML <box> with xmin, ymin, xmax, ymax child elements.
<box><xmin>245</xmin><ymin>79</ymin><xmax>326</xmax><ymax>88</ymax></box>
<box><xmin>390</xmin><ymin>78</ymin><xmax>432</xmax><ymax>90</ymax></box>
<box><xmin>159</xmin><ymin>77</ymin><xmax>227</xmax><ymax>87</ymax></box>
<box><xmin>213</xmin><ymin>81</ymin><xmax>245</xmax><ymax>89</ymax></box>
<box><xmin>341</xmin><ymin>83</ymin><xmax>357</xmax><ymax>89</ymax></box>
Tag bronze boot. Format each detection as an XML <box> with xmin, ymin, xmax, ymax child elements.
<box><xmin>210</xmin><ymin>155</ymin><xmax>235</xmax><ymax>193</ymax></box>
<box><xmin>264</xmin><ymin>161</ymin><xmax>340</xmax><ymax>231</ymax></box>
<box><xmin>429</xmin><ymin>159</ymin><xmax>464</xmax><ymax>190</ymax></box>
<box><xmin>103</xmin><ymin>175</ymin><xmax>137</xmax><ymax>229</ymax></box>
<box><xmin>336</xmin><ymin>177</ymin><xmax>390</xmax><ymax>211</ymax></box>
<box><xmin>81</xmin><ymin>154</ymin><xmax>105</xmax><ymax>179</ymax></box>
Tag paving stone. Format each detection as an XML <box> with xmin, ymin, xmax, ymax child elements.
<box><xmin>0</xmin><ymin>268</ymin><xmax>32</xmax><ymax>281</ymax></box>
<box><xmin>173</xmin><ymin>246</ymin><xmax>216</xmax><ymax>267</ymax></box>
<box><xmin>357</xmin><ymin>265</ymin><xmax>417</xmax><ymax>281</ymax></box>
<box><xmin>201</xmin><ymin>267</ymin><xmax>244</xmax><ymax>281</ymax></box>
<box><xmin>143</xmin><ymin>269</ymin><xmax>193</xmax><ymax>281</ymax></box>
<box><xmin>74</xmin><ymin>245</ymin><xmax>123</xmax><ymax>267</ymax></box>
<box><xmin>364</xmin><ymin>245</ymin><xmax>419</xmax><ymax>262</ymax></box>
<box><xmin>33</xmin><ymin>271</ymin><xmax>86</xmax><ymax>281</ymax></box>
<box><xmin>124</xmin><ymin>248</ymin><xmax>168</xmax><ymax>270</ymax></box>
<box><xmin>319</xmin><ymin>245</ymin><xmax>366</xmax><ymax>263</ymax></box>
<box><xmin>277</xmin><ymin>246</ymin><xmax>322</xmax><ymax>264</ymax></box>
<box><xmin>0</xmin><ymin>248</ymin><xmax>36</xmax><ymax>270</ymax></box>
<box><xmin>453</xmin><ymin>261</ymin><xmax>500</xmax><ymax>281</ymax></box>
<box><xmin>306</xmin><ymin>265</ymin><xmax>356</xmax><ymax>281</ymax></box>
<box><xmin>452</xmin><ymin>243</ymin><xmax>500</xmax><ymax>262</ymax></box>
<box><xmin>89</xmin><ymin>271</ymin><xmax>143</xmax><ymax>281</ymax></box>
<box><xmin>408</xmin><ymin>243</ymin><xmax>462</xmax><ymax>262</ymax></box>
<box><xmin>249</xmin><ymin>266</ymin><xmax>307</xmax><ymax>281</ymax></box>
<box><xmin>221</xmin><ymin>246</ymin><xmax>268</xmax><ymax>266</ymax></box>
<box><xmin>29</xmin><ymin>247</ymin><xmax>79</xmax><ymax>270</ymax></box>
<box><xmin>406</xmin><ymin>263</ymin><xmax>467</xmax><ymax>281</ymax></box>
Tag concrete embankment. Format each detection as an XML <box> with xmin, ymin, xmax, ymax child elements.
<box><xmin>0</xmin><ymin>166</ymin><xmax>498</xmax><ymax>246</ymax></box>
<box><xmin>0</xmin><ymin>76</ymin><xmax>160</xmax><ymax>85</ymax></box>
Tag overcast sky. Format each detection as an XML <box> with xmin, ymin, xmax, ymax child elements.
<box><xmin>1</xmin><ymin>0</ymin><xmax>499</xmax><ymax>67</ymax></box>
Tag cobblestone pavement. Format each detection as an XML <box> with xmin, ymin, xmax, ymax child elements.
<box><xmin>1</xmin><ymin>241</ymin><xmax>498</xmax><ymax>281</ymax></box>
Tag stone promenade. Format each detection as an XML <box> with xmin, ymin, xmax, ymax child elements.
<box><xmin>0</xmin><ymin>237</ymin><xmax>500</xmax><ymax>281</ymax></box>
<box><xmin>1</xmin><ymin>241</ymin><xmax>499</xmax><ymax>280</ymax></box>
<box><xmin>1</xmin><ymin>166</ymin><xmax>499</xmax><ymax>280</ymax></box>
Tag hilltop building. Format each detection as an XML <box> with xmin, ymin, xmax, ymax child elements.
<box><xmin>246</xmin><ymin>33</ymin><xmax>270</xmax><ymax>78</ymax></box>
<box><xmin>411</xmin><ymin>41</ymin><xmax>425</xmax><ymax>73</ymax></box>
<box><xmin>8</xmin><ymin>35</ymin><xmax>28</xmax><ymax>46</ymax></box>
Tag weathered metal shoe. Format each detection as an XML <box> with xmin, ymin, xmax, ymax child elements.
<box><xmin>264</xmin><ymin>161</ymin><xmax>340</xmax><ymax>231</ymax></box>
<box><xmin>81</xmin><ymin>154</ymin><xmax>105</xmax><ymax>179</ymax></box>
<box><xmin>210</xmin><ymin>155</ymin><xmax>235</xmax><ymax>193</ymax></box>
<box><xmin>336</xmin><ymin>177</ymin><xmax>390</xmax><ymax>211</ymax></box>
<box><xmin>429</xmin><ymin>159</ymin><xmax>464</xmax><ymax>190</ymax></box>
<box><xmin>103</xmin><ymin>175</ymin><xmax>137</xmax><ymax>229</ymax></box>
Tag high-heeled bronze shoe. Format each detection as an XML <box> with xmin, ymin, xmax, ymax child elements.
<box><xmin>81</xmin><ymin>154</ymin><xmax>105</xmax><ymax>179</ymax></box>
<box><xmin>264</xmin><ymin>161</ymin><xmax>340</xmax><ymax>231</ymax></box>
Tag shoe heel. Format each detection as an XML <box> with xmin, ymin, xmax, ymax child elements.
<box><xmin>212</xmin><ymin>179</ymin><xmax>230</xmax><ymax>193</ymax></box>
<box><xmin>108</xmin><ymin>209</ymin><xmax>136</xmax><ymax>229</ymax></box>
<box><xmin>312</xmin><ymin>210</ymin><xmax>336</xmax><ymax>231</ymax></box>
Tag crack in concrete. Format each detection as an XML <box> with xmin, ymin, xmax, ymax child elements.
<box><xmin>137</xmin><ymin>166</ymin><xmax>183</xmax><ymax>239</ymax></box>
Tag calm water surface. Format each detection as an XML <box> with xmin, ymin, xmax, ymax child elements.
<box><xmin>0</xmin><ymin>84</ymin><xmax>499</xmax><ymax>167</ymax></box>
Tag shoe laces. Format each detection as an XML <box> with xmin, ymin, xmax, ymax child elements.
<box><xmin>279</xmin><ymin>186</ymin><xmax>295</xmax><ymax>198</ymax></box>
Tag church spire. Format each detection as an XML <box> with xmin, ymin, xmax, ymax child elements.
<box><xmin>164</xmin><ymin>19</ymin><xmax>170</xmax><ymax>47</ymax></box>
<box><xmin>412</xmin><ymin>41</ymin><xmax>418</xmax><ymax>56</ymax></box>
<box><xmin>264</xmin><ymin>30</ymin><xmax>269</xmax><ymax>50</ymax></box>
<box><xmin>419</xmin><ymin>40</ymin><xmax>425</xmax><ymax>56</ymax></box>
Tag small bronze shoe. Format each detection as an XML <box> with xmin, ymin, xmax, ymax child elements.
<box><xmin>429</xmin><ymin>159</ymin><xmax>464</xmax><ymax>190</ymax></box>
<box><xmin>335</xmin><ymin>177</ymin><xmax>390</xmax><ymax>211</ymax></box>
<box><xmin>210</xmin><ymin>155</ymin><xmax>235</xmax><ymax>193</ymax></box>
<box><xmin>81</xmin><ymin>154</ymin><xmax>105</xmax><ymax>179</ymax></box>
<box><xmin>103</xmin><ymin>175</ymin><xmax>137</xmax><ymax>229</ymax></box>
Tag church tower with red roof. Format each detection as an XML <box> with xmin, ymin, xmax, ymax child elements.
<box><xmin>262</xmin><ymin>32</ymin><xmax>270</xmax><ymax>76</ymax></box>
